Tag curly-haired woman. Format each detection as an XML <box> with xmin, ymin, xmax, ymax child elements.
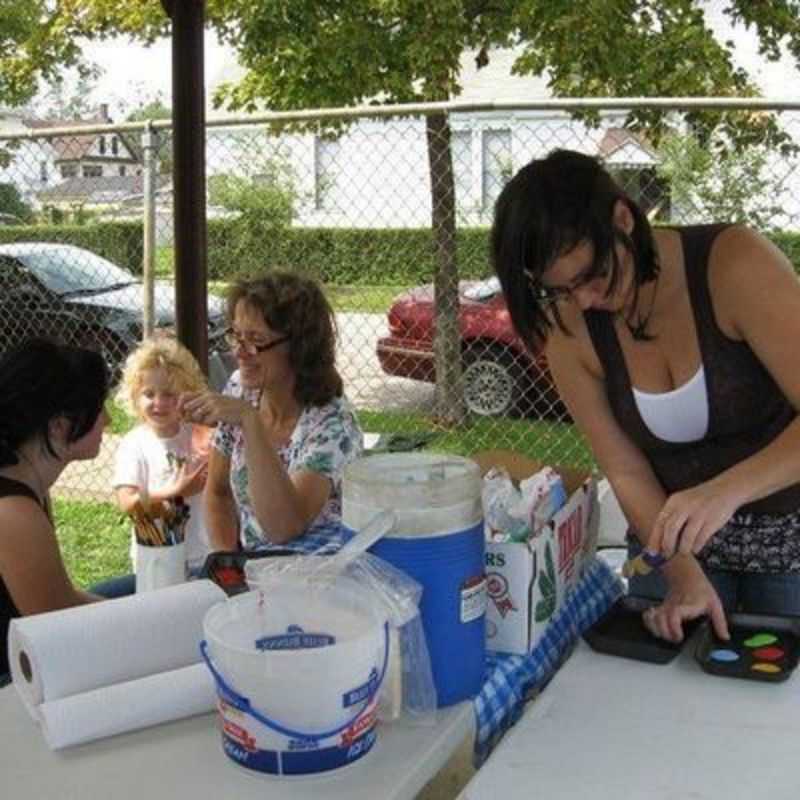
<box><xmin>179</xmin><ymin>271</ymin><xmax>363</xmax><ymax>553</ymax></box>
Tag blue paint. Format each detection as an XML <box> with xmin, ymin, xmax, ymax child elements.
<box><xmin>710</xmin><ymin>648</ymin><xmax>740</xmax><ymax>663</ymax></box>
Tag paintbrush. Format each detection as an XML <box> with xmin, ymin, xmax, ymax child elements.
<box><xmin>621</xmin><ymin>549</ymin><xmax>670</xmax><ymax>578</ymax></box>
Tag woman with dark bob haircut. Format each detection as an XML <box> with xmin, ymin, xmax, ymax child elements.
<box><xmin>0</xmin><ymin>339</ymin><xmax>109</xmax><ymax>683</ymax></box>
<box><xmin>180</xmin><ymin>271</ymin><xmax>363</xmax><ymax>553</ymax></box>
<box><xmin>492</xmin><ymin>148</ymin><xmax>800</xmax><ymax>644</ymax></box>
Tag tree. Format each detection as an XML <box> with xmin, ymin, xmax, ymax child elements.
<box><xmin>0</xmin><ymin>183</ymin><xmax>33</xmax><ymax>223</ymax></box>
<box><xmin>656</xmin><ymin>131</ymin><xmax>788</xmax><ymax>231</ymax></box>
<box><xmin>0</xmin><ymin>1</ymin><xmax>91</xmax><ymax>108</ymax></box>
<box><xmin>11</xmin><ymin>0</ymin><xmax>800</xmax><ymax>422</ymax></box>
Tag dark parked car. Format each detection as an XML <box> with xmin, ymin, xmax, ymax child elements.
<box><xmin>0</xmin><ymin>242</ymin><xmax>229</xmax><ymax>380</ymax></box>
<box><xmin>376</xmin><ymin>277</ymin><xmax>566</xmax><ymax>418</ymax></box>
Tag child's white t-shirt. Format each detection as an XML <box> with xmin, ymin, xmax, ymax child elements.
<box><xmin>112</xmin><ymin>423</ymin><xmax>211</xmax><ymax>571</ymax></box>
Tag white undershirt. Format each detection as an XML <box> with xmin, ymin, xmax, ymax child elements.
<box><xmin>632</xmin><ymin>365</ymin><xmax>709</xmax><ymax>443</ymax></box>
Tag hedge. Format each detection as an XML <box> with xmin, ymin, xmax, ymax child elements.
<box><xmin>0</xmin><ymin>221</ymin><xmax>142</xmax><ymax>273</ymax></box>
<box><xmin>205</xmin><ymin>219</ymin><xmax>494</xmax><ymax>283</ymax></box>
<box><xmin>2</xmin><ymin>219</ymin><xmax>800</xmax><ymax>287</ymax></box>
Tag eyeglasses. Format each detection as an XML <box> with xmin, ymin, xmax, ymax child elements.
<box><xmin>224</xmin><ymin>328</ymin><xmax>290</xmax><ymax>354</ymax></box>
<box><xmin>524</xmin><ymin>259</ymin><xmax>610</xmax><ymax>304</ymax></box>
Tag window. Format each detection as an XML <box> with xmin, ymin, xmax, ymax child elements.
<box><xmin>60</xmin><ymin>164</ymin><xmax>78</xmax><ymax>179</ymax></box>
<box><xmin>118</xmin><ymin>165</ymin><xmax>126</xmax><ymax>176</ymax></box>
<box><xmin>314</xmin><ymin>136</ymin><xmax>341</xmax><ymax>211</ymax></box>
<box><xmin>482</xmin><ymin>129</ymin><xmax>511</xmax><ymax>210</ymax></box>
<box><xmin>83</xmin><ymin>165</ymin><xmax>103</xmax><ymax>178</ymax></box>
<box><xmin>111</xmin><ymin>136</ymin><xmax>119</xmax><ymax>156</ymax></box>
<box><xmin>39</xmin><ymin>161</ymin><xmax>49</xmax><ymax>183</ymax></box>
<box><xmin>98</xmin><ymin>136</ymin><xmax>106</xmax><ymax>155</ymax></box>
<box><xmin>0</xmin><ymin>257</ymin><xmax>37</xmax><ymax>293</ymax></box>
<box><xmin>451</xmin><ymin>130</ymin><xmax>473</xmax><ymax>210</ymax></box>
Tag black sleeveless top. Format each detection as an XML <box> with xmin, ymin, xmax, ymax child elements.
<box><xmin>585</xmin><ymin>224</ymin><xmax>800</xmax><ymax>517</ymax></box>
<box><xmin>0</xmin><ymin>475</ymin><xmax>45</xmax><ymax>677</ymax></box>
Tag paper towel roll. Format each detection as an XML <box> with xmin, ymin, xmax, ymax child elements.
<box><xmin>9</xmin><ymin>579</ymin><xmax>224</xmax><ymax>718</ymax></box>
<box><xmin>38</xmin><ymin>663</ymin><xmax>217</xmax><ymax>750</ymax></box>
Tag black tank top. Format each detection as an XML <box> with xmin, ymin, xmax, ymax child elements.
<box><xmin>0</xmin><ymin>475</ymin><xmax>45</xmax><ymax>677</ymax></box>
<box><xmin>585</xmin><ymin>224</ymin><xmax>800</xmax><ymax>516</ymax></box>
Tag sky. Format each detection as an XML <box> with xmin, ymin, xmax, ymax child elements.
<box><xmin>74</xmin><ymin>9</ymin><xmax>799</xmax><ymax>120</ymax></box>
<box><xmin>80</xmin><ymin>32</ymin><xmax>230</xmax><ymax>118</ymax></box>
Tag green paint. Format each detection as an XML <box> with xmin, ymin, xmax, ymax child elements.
<box><xmin>743</xmin><ymin>632</ymin><xmax>778</xmax><ymax>648</ymax></box>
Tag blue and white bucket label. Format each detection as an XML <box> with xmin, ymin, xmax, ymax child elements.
<box><xmin>218</xmin><ymin>696</ymin><xmax>378</xmax><ymax>776</ymax></box>
<box><xmin>254</xmin><ymin>624</ymin><xmax>336</xmax><ymax>651</ymax></box>
<box><xmin>342</xmin><ymin>667</ymin><xmax>379</xmax><ymax>708</ymax></box>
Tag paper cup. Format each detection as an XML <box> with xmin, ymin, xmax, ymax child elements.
<box><xmin>136</xmin><ymin>542</ymin><xmax>187</xmax><ymax>593</ymax></box>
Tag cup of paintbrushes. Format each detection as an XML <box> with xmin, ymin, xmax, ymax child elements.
<box><xmin>131</xmin><ymin>499</ymin><xmax>187</xmax><ymax>593</ymax></box>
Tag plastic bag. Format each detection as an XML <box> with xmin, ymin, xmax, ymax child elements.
<box><xmin>520</xmin><ymin>466</ymin><xmax>568</xmax><ymax>534</ymax></box>
<box><xmin>245</xmin><ymin>550</ymin><xmax>438</xmax><ymax>724</ymax></box>
<box><xmin>482</xmin><ymin>466</ymin><xmax>530</xmax><ymax>542</ymax></box>
<box><xmin>482</xmin><ymin>465</ymin><xmax>568</xmax><ymax>542</ymax></box>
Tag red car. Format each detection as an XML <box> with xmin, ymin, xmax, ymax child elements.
<box><xmin>376</xmin><ymin>277</ymin><xmax>566</xmax><ymax>418</ymax></box>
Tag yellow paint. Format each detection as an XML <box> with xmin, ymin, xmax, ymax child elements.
<box><xmin>751</xmin><ymin>662</ymin><xmax>781</xmax><ymax>674</ymax></box>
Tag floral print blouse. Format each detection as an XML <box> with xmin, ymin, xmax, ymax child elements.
<box><xmin>212</xmin><ymin>370</ymin><xmax>363</xmax><ymax>552</ymax></box>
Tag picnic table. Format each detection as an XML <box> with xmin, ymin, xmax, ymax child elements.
<box><xmin>461</xmin><ymin>618</ymin><xmax>800</xmax><ymax>800</ymax></box>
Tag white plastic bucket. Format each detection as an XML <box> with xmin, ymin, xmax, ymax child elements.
<box><xmin>201</xmin><ymin>575</ymin><xmax>389</xmax><ymax>776</ymax></box>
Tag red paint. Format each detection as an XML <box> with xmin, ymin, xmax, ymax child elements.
<box><xmin>751</xmin><ymin>646</ymin><xmax>784</xmax><ymax>661</ymax></box>
<box><xmin>213</xmin><ymin>566</ymin><xmax>243</xmax><ymax>587</ymax></box>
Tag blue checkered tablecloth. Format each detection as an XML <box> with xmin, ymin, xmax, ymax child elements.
<box><xmin>249</xmin><ymin>520</ymin><xmax>355</xmax><ymax>555</ymax></box>
<box><xmin>472</xmin><ymin>557</ymin><xmax>624</xmax><ymax>764</ymax></box>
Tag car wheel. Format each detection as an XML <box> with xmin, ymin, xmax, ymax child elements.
<box><xmin>462</xmin><ymin>347</ymin><xmax>529</xmax><ymax>417</ymax></box>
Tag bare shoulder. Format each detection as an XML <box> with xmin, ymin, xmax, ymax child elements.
<box><xmin>710</xmin><ymin>224</ymin><xmax>796</xmax><ymax>283</ymax></box>
<box><xmin>709</xmin><ymin>224</ymin><xmax>800</xmax><ymax>338</ymax></box>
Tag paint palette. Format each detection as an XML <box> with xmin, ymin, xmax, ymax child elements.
<box><xmin>694</xmin><ymin>613</ymin><xmax>800</xmax><ymax>683</ymax></box>
<box><xmin>201</xmin><ymin>549</ymin><xmax>296</xmax><ymax>596</ymax></box>
<box><xmin>583</xmin><ymin>596</ymin><xmax>698</xmax><ymax>664</ymax></box>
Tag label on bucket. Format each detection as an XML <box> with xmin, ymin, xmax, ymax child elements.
<box><xmin>342</xmin><ymin>667</ymin><xmax>379</xmax><ymax>708</ymax></box>
<box><xmin>218</xmin><ymin>697</ymin><xmax>378</xmax><ymax>776</ymax></box>
<box><xmin>255</xmin><ymin>624</ymin><xmax>336</xmax><ymax>651</ymax></box>
<box><xmin>460</xmin><ymin>575</ymin><xmax>487</xmax><ymax>623</ymax></box>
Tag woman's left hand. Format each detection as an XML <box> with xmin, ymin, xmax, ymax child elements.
<box><xmin>179</xmin><ymin>391</ymin><xmax>255</xmax><ymax>426</ymax></box>
<box><xmin>647</xmin><ymin>482</ymin><xmax>741</xmax><ymax>557</ymax></box>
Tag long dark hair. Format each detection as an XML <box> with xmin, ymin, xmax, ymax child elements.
<box><xmin>0</xmin><ymin>339</ymin><xmax>109</xmax><ymax>466</ymax></box>
<box><xmin>491</xmin><ymin>149</ymin><xmax>659</xmax><ymax>350</ymax></box>
<box><xmin>226</xmin><ymin>271</ymin><xmax>343</xmax><ymax>406</ymax></box>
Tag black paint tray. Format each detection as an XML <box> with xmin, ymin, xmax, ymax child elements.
<box><xmin>201</xmin><ymin>549</ymin><xmax>296</xmax><ymax>596</ymax></box>
<box><xmin>583</xmin><ymin>595</ymin><xmax>696</xmax><ymax>664</ymax></box>
<box><xmin>694</xmin><ymin>612</ymin><xmax>800</xmax><ymax>683</ymax></box>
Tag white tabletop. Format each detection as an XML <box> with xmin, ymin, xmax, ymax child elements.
<box><xmin>0</xmin><ymin>686</ymin><xmax>473</xmax><ymax>800</ymax></box>
<box><xmin>460</xmin><ymin>637</ymin><xmax>800</xmax><ymax>800</ymax></box>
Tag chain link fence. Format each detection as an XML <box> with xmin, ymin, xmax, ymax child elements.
<box><xmin>1</xmin><ymin>98</ymin><xmax>799</xmax><ymax>573</ymax></box>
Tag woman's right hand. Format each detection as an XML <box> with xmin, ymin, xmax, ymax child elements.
<box><xmin>179</xmin><ymin>391</ymin><xmax>255</xmax><ymax>427</ymax></box>
<box><xmin>641</xmin><ymin>554</ymin><xmax>729</xmax><ymax>643</ymax></box>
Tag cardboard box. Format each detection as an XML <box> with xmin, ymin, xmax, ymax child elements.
<box><xmin>472</xmin><ymin>450</ymin><xmax>599</xmax><ymax>656</ymax></box>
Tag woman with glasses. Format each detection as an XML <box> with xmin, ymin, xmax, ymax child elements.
<box><xmin>179</xmin><ymin>271</ymin><xmax>363</xmax><ymax>554</ymax></box>
<box><xmin>492</xmin><ymin>148</ymin><xmax>800</xmax><ymax>644</ymax></box>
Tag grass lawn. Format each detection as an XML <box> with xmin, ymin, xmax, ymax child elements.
<box><xmin>55</xmin><ymin>498</ymin><xmax>131</xmax><ymax>588</ymax></box>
